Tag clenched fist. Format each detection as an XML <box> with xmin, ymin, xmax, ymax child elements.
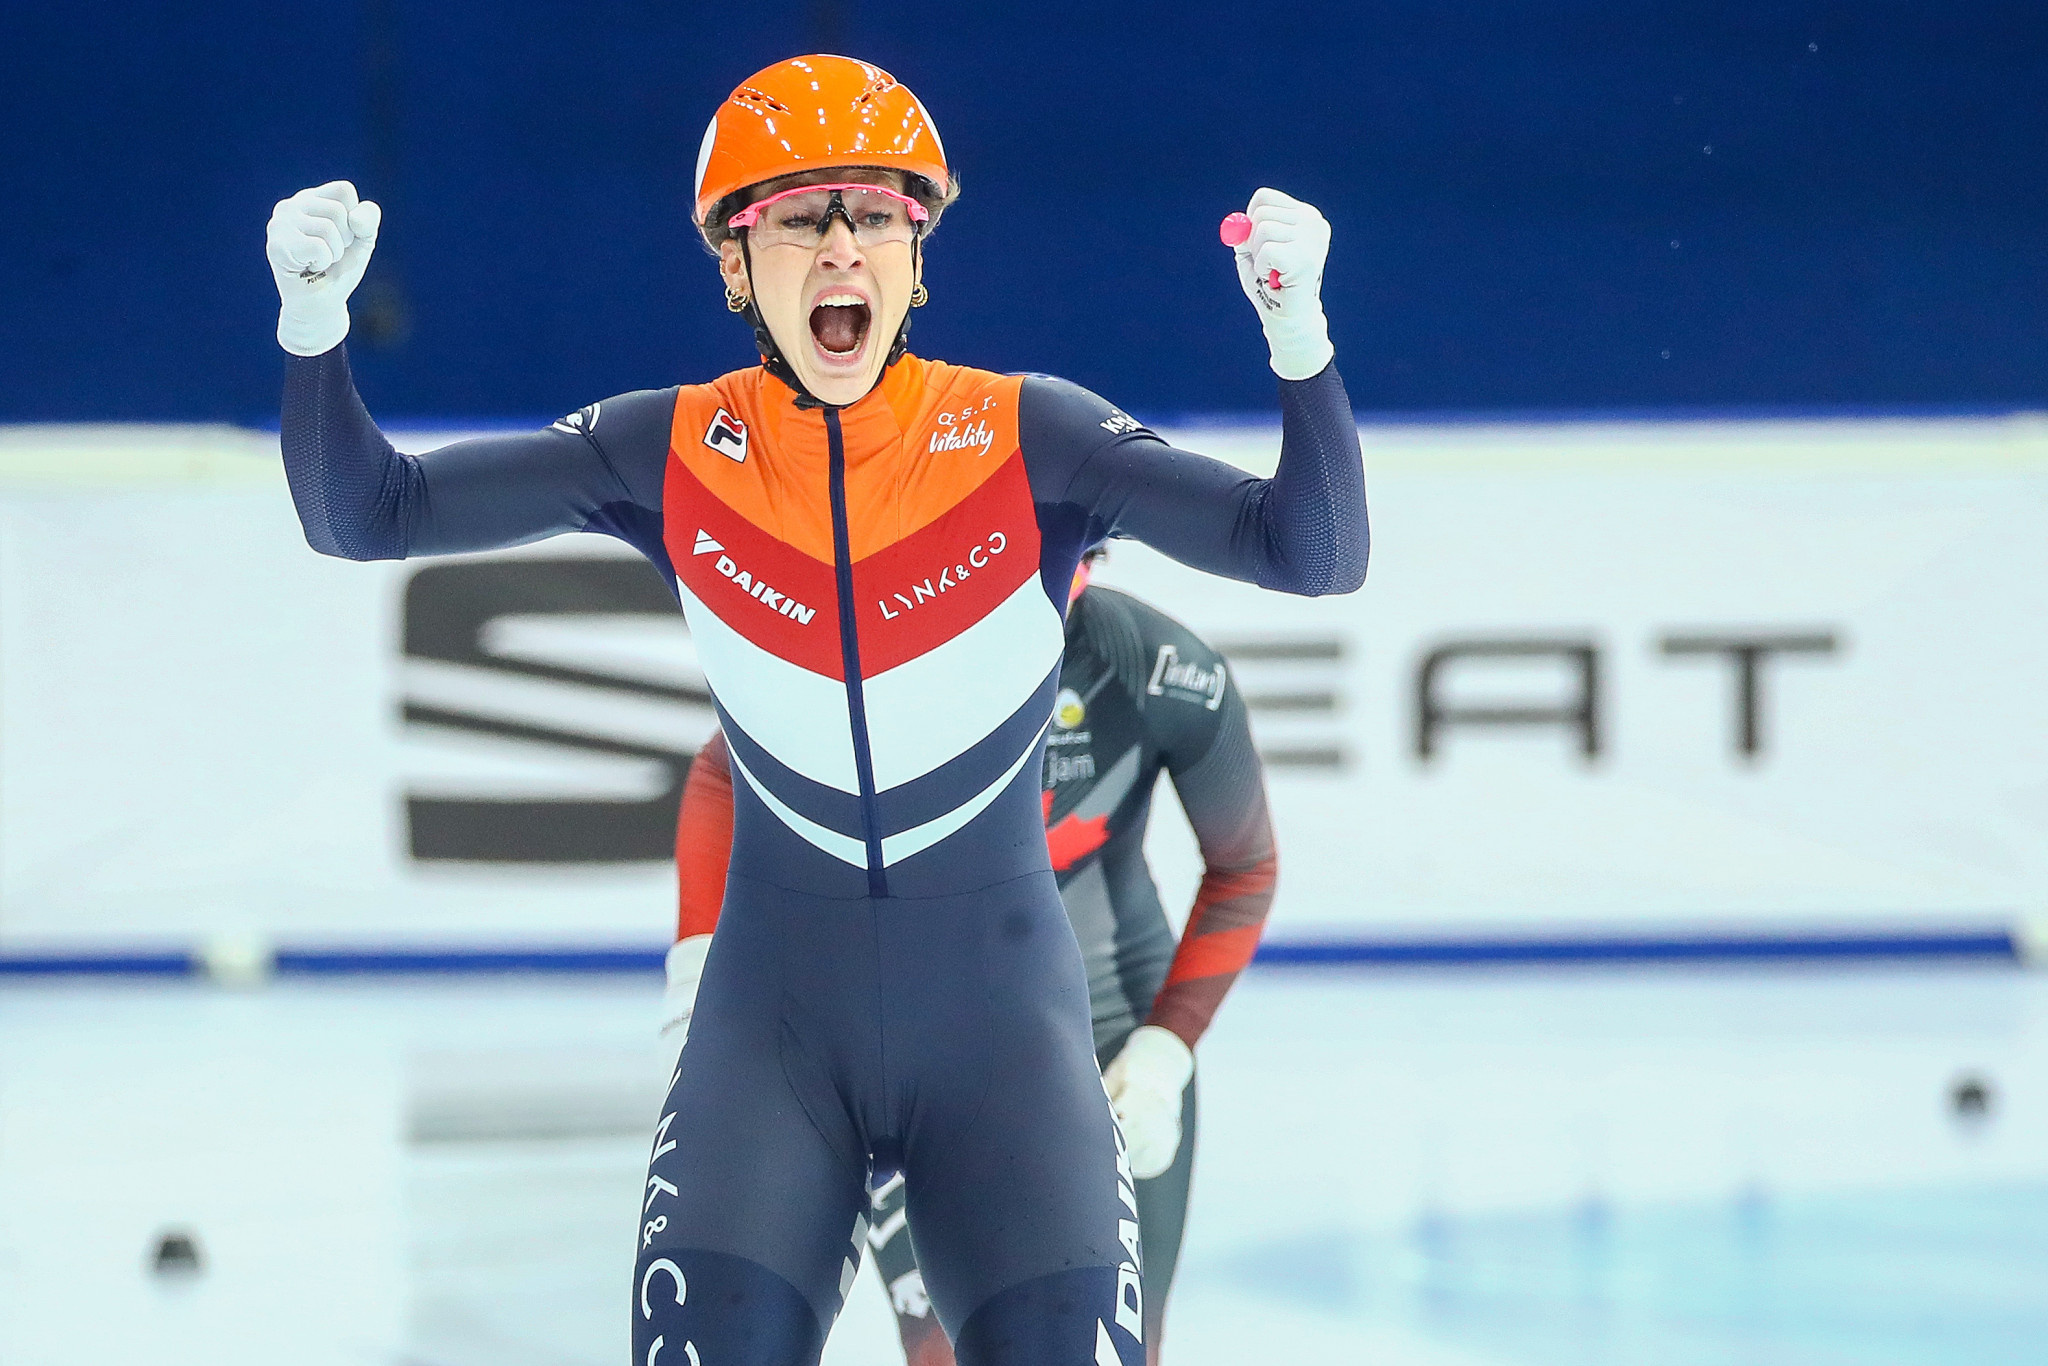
<box><xmin>266</xmin><ymin>180</ymin><xmax>382</xmax><ymax>356</ymax></box>
<box><xmin>1227</xmin><ymin>188</ymin><xmax>1335</xmax><ymax>382</ymax></box>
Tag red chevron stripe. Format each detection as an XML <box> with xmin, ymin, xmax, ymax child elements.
<box><xmin>851</xmin><ymin>451</ymin><xmax>1042</xmax><ymax>676</ymax></box>
<box><xmin>666</xmin><ymin>453</ymin><xmax>842</xmax><ymax>679</ymax></box>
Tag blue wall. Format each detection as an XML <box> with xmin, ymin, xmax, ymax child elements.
<box><xmin>5</xmin><ymin>2</ymin><xmax>2046</xmax><ymax>421</ymax></box>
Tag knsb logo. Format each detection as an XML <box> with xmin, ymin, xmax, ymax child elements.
<box><xmin>928</xmin><ymin>416</ymin><xmax>994</xmax><ymax>455</ymax></box>
<box><xmin>709</xmin><ymin>548</ymin><xmax>816</xmax><ymax>624</ymax></box>
<box><xmin>704</xmin><ymin>408</ymin><xmax>749</xmax><ymax>462</ymax></box>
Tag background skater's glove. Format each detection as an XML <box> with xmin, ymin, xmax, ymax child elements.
<box><xmin>1230</xmin><ymin>188</ymin><xmax>1335</xmax><ymax>381</ymax></box>
<box><xmin>266</xmin><ymin>180</ymin><xmax>382</xmax><ymax>356</ymax></box>
<box><xmin>658</xmin><ymin>934</ymin><xmax>713</xmax><ymax>1080</ymax></box>
<box><xmin>1102</xmin><ymin>1024</ymin><xmax>1195</xmax><ymax>1180</ymax></box>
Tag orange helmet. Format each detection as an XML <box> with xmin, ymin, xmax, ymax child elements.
<box><xmin>694</xmin><ymin>56</ymin><xmax>950</xmax><ymax>225</ymax></box>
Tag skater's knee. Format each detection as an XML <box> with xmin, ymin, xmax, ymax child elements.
<box><xmin>953</xmin><ymin>1266</ymin><xmax>1143</xmax><ymax>1366</ymax></box>
<box><xmin>632</xmin><ymin>1246</ymin><xmax>826</xmax><ymax>1366</ymax></box>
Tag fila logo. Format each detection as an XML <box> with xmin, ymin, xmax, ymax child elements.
<box><xmin>551</xmin><ymin>402</ymin><xmax>599</xmax><ymax>437</ymax></box>
<box><xmin>692</xmin><ymin>529</ymin><xmax>724</xmax><ymax>556</ymax></box>
<box><xmin>704</xmin><ymin>408</ymin><xmax>749</xmax><ymax>462</ymax></box>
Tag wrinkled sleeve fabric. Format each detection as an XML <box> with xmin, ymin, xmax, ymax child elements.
<box><xmin>280</xmin><ymin>344</ymin><xmax>673</xmax><ymax>560</ymax></box>
<box><xmin>675</xmin><ymin>731</ymin><xmax>736</xmax><ymax>941</ymax></box>
<box><xmin>1019</xmin><ymin>364</ymin><xmax>1368</xmax><ymax>596</ymax></box>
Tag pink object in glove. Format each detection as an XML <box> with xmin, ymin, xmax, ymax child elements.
<box><xmin>1219</xmin><ymin>211</ymin><xmax>1282</xmax><ymax>289</ymax></box>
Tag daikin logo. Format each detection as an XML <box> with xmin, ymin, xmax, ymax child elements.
<box><xmin>712</xmin><ymin>551</ymin><xmax>816</xmax><ymax>625</ymax></box>
<box><xmin>693</xmin><ymin>530</ymin><xmax>723</xmax><ymax>556</ymax></box>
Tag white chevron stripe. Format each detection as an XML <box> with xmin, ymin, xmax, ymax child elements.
<box><xmin>676</xmin><ymin>579</ymin><xmax>857</xmax><ymax>793</ymax></box>
<box><xmin>862</xmin><ymin>573</ymin><xmax>1066</xmax><ymax>792</ymax></box>
<box><xmin>879</xmin><ymin>717</ymin><xmax>1049</xmax><ymax>866</ymax></box>
<box><xmin>1095</xmin><ymin>1320</ymin><xmax>1122</xmax><ymax>1366</ymax></box>
<box><xmin>722</xmin><ymin>734</ymin><xmax>868</xmax><ymax>868</ymax></box>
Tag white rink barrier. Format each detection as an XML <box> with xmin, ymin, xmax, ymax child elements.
<box><xmin>3</xmin><ymin>413</ymin><xmax>2048</xmax><ymax>959</ymax></box>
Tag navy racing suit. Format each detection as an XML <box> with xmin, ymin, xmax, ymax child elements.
<box><xmin>280</xmin><ymin>345</ymin><xmax>1364</xmax><ymax>1365</ymax></box>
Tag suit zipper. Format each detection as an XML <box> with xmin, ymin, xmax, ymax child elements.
<box><xmin>824</xmin><ymin>408</ymin><xmax>889</xmax><ymax>896</ymax></box>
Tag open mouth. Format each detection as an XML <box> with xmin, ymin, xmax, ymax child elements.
<box><xmin>808</xmin><ymin>294</ymin><xmax>872</xmax><ymax>361</ymax></box>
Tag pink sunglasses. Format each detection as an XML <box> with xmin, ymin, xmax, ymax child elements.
<box><xmin>727</xmin><ymin>182</ymin><xmax>931</xmax><ymax>230</ymax></box>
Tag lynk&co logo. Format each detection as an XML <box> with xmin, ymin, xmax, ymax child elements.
<box><xmin>876</xmin><ymin>530</ymin><xmax>1007</xmax><ymax>620</ymax></box>
<box><xmin>400</xmin><ymin>556</ymin><xmax>1843</xmax><ymax>863</ymax></box>
<box><xmin>638</xmin><ymin>1253</ymin><xmax>701</xmax><ymax>1366</ymax></box>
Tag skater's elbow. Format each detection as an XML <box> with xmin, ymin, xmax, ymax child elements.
<box><xmin>298</xmin><ymin>514</ymin><xmax>405</xmax><ymax>562</ymax></box>
<box><xmin>1326</xmin><ymin>536</ymin><xmax>1370</xmax><ymax>595</ymax></box>
<box><xmin>1263</xmin><ymin>530</ymin><xmax>1369</xmax><ymax>597</ymax></box>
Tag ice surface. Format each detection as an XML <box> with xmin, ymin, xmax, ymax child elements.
<box><xmin>3</xmin><ymin>966</ymin><xmax>2045</xmax><ymax>1364</ymax></box>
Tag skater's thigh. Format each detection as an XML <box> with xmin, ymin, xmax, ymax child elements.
<box><xmin>633</xmin><ymin>1023</ymin><xmax>870</xmax><ymax>1365</ymax></box>
<box><xmin>904</xmin><ymin>1009</ymin><xmax>1136</xmax><ymax>1347</ymax></box>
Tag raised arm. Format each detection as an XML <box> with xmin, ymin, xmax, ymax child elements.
<box><xmin>1023</xmin><ymin>190</ymin><xmax>1367</xmax><ymax>596</ymax></box>
<box><xmin>269</xmin><ymin>182</ymin><xmax>670</xmax><ymax>561</ymax></box>
<box><xmin>1025</xmin><ymin>368</ymin><xmax>1366</xmax><ymax>595</ymax></box>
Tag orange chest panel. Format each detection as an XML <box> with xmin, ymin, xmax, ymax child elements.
<box><xmin>663</xmin><ymin>358</ymin><xmax>1042</xmax><ymax>679</ymax></box>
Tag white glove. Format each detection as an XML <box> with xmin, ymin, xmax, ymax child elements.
<box><xmin>658</xmin><ymin>934</ymin><xmax>713</xmax><ymax>1079</ymax></box>
<box><xmin>1230</xmin><ymin>188</ymin><xmax>1334</xmax><ymax>382</ymax></box>
<box><xmin>1102</xmin><ymin>1024</ymin><xmax>1195</xmax><ymax>1181</ymax></box>
<box><xmin>266</xmin><ymin>180</ymin><xmax>382</xmax><ymax>357</ymax></box>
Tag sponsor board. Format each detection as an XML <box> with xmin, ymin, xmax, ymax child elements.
<box><xmin>4</xmin><ymin>415</ymin><xmax>2047</xmax><ymax>946</ymax></box>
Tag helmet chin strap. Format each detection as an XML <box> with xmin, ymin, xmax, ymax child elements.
<box><xmin>737</xmin><ymin>231</ymin><xmax>920</xmax><ymax>412</ymax></box>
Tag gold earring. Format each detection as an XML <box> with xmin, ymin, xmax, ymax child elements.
<box><xmin>725</xmin><ymin>287</ymin><xmax>750</xmax><ymax>313</ymax></box>
<box><xmin>909</xmin><ymin>282</ymin><xmax>929</xmax><ymax>308</ymax></box>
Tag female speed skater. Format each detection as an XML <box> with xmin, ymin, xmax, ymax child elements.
<box><xmin>266</xmin><ymin>54</ymin><xmax>1364</xmax><ymax>1366</ymax></box>
<box><xmin>664</xmin><ymin>547</ymin><xmax>1280</xmax><ymax>1366</ymax></box>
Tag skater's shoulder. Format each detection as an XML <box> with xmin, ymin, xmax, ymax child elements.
<box><xmin>1012</xmin><ymin>374</ymin><xmax>1158</xmax><ymax>479</ymax></box>
<box><xmin>1086</xmin><ymin>586</ymin><xmax>1219</xmax><ymax>661</ymax></box>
